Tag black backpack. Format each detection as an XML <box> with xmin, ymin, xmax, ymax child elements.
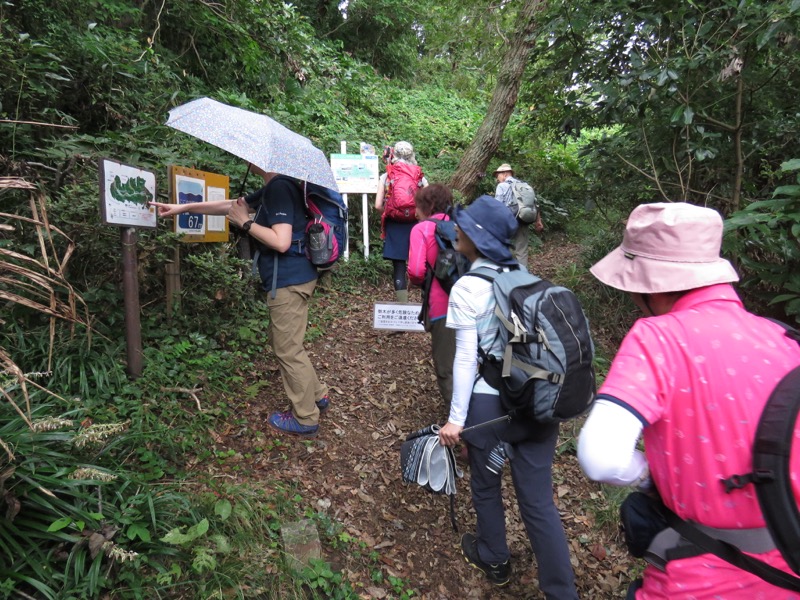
<box><xmin>417</xmin><ymin>213</ymin><xmax>470</xmax><ymax>329</ymax></box>
<box><xmin>429</xmin><ymin>216</ymin><xmax>470</xmax><ymax>294</ymax></box>
<box><xmin>468</xmin><ymin>266</ymin><xmax>596</xmax><ymax>423</ymax></box>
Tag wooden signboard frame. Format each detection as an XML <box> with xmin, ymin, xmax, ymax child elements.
<box><xmin>168</xmin><ymin>165</ymin><xmax>230</xmax><ymax>243</ymax></box>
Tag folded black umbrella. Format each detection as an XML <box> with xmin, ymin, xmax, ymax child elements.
<box><xmin>399</xmin><ymin>416</ymin><xmax>511</xmax><ymax>531</ymax></box>
<box><xmin>400</xmin><ymin>424</ymin><xmax>462</xmax><ymax>496</ymax></box>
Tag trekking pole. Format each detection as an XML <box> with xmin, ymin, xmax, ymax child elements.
<box><xmin>460</xmin><ymin>414</ymin><xmax>512</xmax><ymax>436</ymax></box>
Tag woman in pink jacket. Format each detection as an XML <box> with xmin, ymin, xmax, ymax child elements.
<box><xmin>578</xmin><ymin>202</ymin><xmax>800</xmax><ymax>599</ymax></box>
<box><xmin>407</xmin><ymin>184</ymin><xmax>456</xmax><ymax>406</ymax></box>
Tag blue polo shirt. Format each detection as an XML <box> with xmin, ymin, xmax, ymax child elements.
<box><xmin>245</xmin><ymin>177</ymin><xmax>317</xmax><ymax>293</ymax></box>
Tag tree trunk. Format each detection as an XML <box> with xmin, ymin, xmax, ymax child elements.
<box><xmin>449</xmin><ymin>0</ymin><xmax>543</xmax><ymax>200</ymax></box>
<box><xmin>731</xmin><ymin>69</ymin><xmax>744</xmax><ymax>215</ymax></box>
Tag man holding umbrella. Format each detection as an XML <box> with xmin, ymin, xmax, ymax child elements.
<box><xmin>152</xmin><ymin>98</ymin><xmax>336</xmax><ymax>437</ymax></box>
<box><xmin>151</xmin><ymin>166</ymin><xmax>330</xmax><ymax>437</ymax></box>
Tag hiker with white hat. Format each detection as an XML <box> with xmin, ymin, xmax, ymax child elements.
<box><xmin>375</xmin><ymin>141</ymin><xmax>428</xmax><ymax>302</ymax></box>
<box><xmin>493</xmin><ymin>163</ymin><xmax>543</xmax><ymax>267</ymax></box>
<box><xmin>577</xmin><ymin>202</ymin><xmax>800</xmax><ymax>599</ymax></box>
<box><xmin>437</xmin><ymin>195</ymin><xmax>579</xmax><ymax>596</ymax></box>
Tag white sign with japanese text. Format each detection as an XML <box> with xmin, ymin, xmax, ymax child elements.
<box><xmin>373</xmin><ymin>302</ymin><xmax>425</xmax><ymax>332</ymax></box>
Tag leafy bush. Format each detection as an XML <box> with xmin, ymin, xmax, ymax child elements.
<box><xmin>724</xmin><ymin>159</ymin><xmax>800</xmax><ymax>324</ymax></box>
<box><xmin>0</xmin><ymin>392</ymin><xmax>157</xmax><ymax>599</ymax></box>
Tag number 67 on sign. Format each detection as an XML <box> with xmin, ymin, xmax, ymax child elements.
<box><xmin>168</xmin><ymin>165</ymin><xmax>230</xmax><ymax>243</ymax></box>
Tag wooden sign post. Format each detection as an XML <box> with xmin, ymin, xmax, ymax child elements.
<box><xmin>164</xmin><ymin>166</ymin><xmax>231</xmax><ymax>316</ymax></box>
<box><xmin>98</xmin><ymin>158</ymin><xmax>158</xmax><ymax>378</ymax></box>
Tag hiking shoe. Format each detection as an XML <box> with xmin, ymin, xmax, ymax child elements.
<box><xmin>461</xmin><ymin>532</ymin><xmax>510</xmax><ymax>586</ymax></box>
<box><xmin>316</xmin><ymin>396</ymin><xmax>330</xmax><ymax>415</ymax></box>
<box><xmin>267</xmin><ymin>410</ymin><xmax>319</xmax><ymax>438</ymax></box>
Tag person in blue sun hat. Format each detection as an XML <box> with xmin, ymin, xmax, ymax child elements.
<box><xmin>437</xmin><ymin>195</ymin><xmax>578</xmax><ymax>596</ymax></box>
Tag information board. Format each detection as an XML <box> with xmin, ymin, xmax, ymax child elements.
<box><xmin>168</xmin><ymin>166</ymin><xmax>230</xmax><ymax>243</ymax></box>
<box><xmin>98</xmin><ymin>159</ymin><xmax>157</xmax><ymax>229</ymax></box>
<box><xmin>331</xmin><ymin>153</ymin><xmax>380</xmax><ymax>194</ymax></box>
<box><xmin>373</xmin><ymin>302</ymin><xmax>425</xmax><ymax>332</ymax></box>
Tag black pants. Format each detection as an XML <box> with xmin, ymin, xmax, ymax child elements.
<box><xmin>392</xmin><ymin>259</ymin><xmax>407</xmax><ymax>291</ymax></box>
<box><xmin>462</xmin><ymin>391</ymin><xmax>578</xmax><ymax>600</ymax></box>
<box><xmin>627</xmin><ymin>578</ymin><xmax>643</xmax><ymax>599</ymax></box>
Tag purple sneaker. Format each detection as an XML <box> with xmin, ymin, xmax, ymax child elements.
<box><xmin>267</xmin><ymin>410</ymin><xmax>319</xmax><ymax>438</ymax></box>
<box><xmin>316</xmin><ymin>396</ymin><xmax>331</xmax><ymax>415</ymax></box>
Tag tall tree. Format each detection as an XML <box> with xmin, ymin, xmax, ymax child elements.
<box><xmin>449</xmin><ymin>0</ymin><xmax>544</xmax><ymax>199</ymax></box>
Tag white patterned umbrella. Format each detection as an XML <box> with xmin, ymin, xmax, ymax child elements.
<box><xmin>166</xmin><ymin>97</ymin><xmax>339</xmax><ymax>192</ymax></box>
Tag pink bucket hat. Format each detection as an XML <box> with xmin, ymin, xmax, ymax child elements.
<box><xmin>590</xmin><ymin>202</ymin><xmax>739</xmax><ymax>294</ymax></box>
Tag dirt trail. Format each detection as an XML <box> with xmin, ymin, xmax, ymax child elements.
<box><xmin>217</xmin><ymin>236</ymin><xmax>635</xmax><ymax>599</ymax></box>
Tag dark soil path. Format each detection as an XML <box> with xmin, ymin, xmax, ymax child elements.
<box><xmin>216</xmin><ymin>235</ymin><xmax>637</xmax><ymax>599</ymax></box>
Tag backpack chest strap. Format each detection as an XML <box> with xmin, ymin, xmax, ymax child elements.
<box><xmin>504</xmin><ymin>352</ymin><xmax>564</xmax><ymax>384</ymax></box>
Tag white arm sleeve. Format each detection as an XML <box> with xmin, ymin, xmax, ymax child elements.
<box><xmin>448</xmin><ymin>327</ymin><xmax>478</xmax><ymax>427</ymax></box>
<box><xmin>577</xmin><ymin>399</ymin><xmax>649</xmax><ymax>487</ymax></box>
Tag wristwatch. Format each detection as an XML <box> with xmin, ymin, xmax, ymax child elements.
<box><xmin>241</xmin><ymin>219</ymin><xmax>254</xmax><ymax>232</ymax></box>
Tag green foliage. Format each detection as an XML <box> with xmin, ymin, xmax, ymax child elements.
<box><xmin>302</xmin><ymin>559</ymin><xmax>358</xmax><ymax>599</ymax></box>
<box><xmin>15</xmin><ymin>0</ymin><xmax>799</xmax><ymax>595</ymax></box>
<box><xmin>332</xmin><ymin>254</ymin><xmax>392</xmax><ymax>291</ymax></box>
<box><xmin>531</xmin><ymin>0</ymin><xmax>800</xmax><ymax>216</ymax></box>
<box><xmin>725</xmin><ymin>159</ymin><xmax>800</xmax><ymax>324</ymax></box>
<box><xmin>0</xmin><ymin>393</ymin><xmax>158</xmax><ymax>599</ymax></box>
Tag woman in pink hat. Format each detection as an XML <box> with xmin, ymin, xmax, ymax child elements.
<box><xmin>578</xmin><ymin>202</ymin><xmax>800</xmax><ymax>599</ymax></box>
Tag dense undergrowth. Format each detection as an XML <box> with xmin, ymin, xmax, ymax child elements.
<box><xmin>0</xmin><ymin>250</ymin><xmax>414</xmax><ymax>599</ymax></box>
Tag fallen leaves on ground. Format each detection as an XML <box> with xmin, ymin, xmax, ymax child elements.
<box><xmin>215</xmin><ymin>235</ymin><xmax>638</xmax><ymax>599</ymax></box>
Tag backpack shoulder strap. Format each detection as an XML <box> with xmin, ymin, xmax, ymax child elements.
<box><xmin>666</xmin><ymin>509</ymin><xmax>800</xmax><ymax>591</ymax></box>
<box><xmin>751</xmin><ymin>364</ymin><xmax>800</xmax><ymax>573</ymax></box>
<box><xmin>718</xmin><ymin>323</ymin><xmax>800</xmax><ymax>575</ymax></box>
<box><xmin>463</xmin><ymin>265</ymin><xmax>501</xmax><ymax>283</ymax></box>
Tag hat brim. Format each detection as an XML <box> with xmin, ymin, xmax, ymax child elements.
<box><xmin>590</xmin><ymin>245</ymin><xmax>739</xmax><ymax>294</ymax></box>
<box><xmin>453</xmin><ymin>205</ymin><xmax>516</xmax><ymax>266</ymax></box>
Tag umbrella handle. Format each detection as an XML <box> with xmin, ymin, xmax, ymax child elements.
<box><xmin>460</xmin><ymin>414</ymin><xmax>512</xmax><ymax>436</ymax></box>
<box><xmin>237</xmin><ymin>164</ymin><xmax>252</xmax><ymax>198</ymax></box>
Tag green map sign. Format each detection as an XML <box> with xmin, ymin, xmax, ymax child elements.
<box><xmin>99</xmin><ymin>159</ymin><xmax>157</xmax><ymax>229</ymax></box>
<box><xmin>330</xmin><ymin>153</ymin><xmax>379</xmax><ymax>194</ymax></box>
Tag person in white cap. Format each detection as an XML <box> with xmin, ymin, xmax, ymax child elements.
<box><xmin>578</xmin><ymin>202</ymin><xmax>800</xmax><ymax>599</ymax></box>
<box><xmin>375</xmin><ymin>141</ymin><xmax>428</xmax><ymax>302</ymax></box>
<box><xmin>493</xmin><ymin>163</ymin><xmax>543</xmax><ymax>267</ymax></box>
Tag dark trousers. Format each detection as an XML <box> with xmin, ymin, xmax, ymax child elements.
<box><xmin>463</xmin><ymin>391</ymin><xmax>578</xmax><ymax>600</ymax></box>
<box><xmin>626</xmin><ymin>578</ymin><xmax>643</xmax><ymax>599</ymax></box>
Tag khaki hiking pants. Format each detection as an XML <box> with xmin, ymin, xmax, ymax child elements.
<box><xmin>266</xmin><ymin>279</ymin><xmax>327</xmax><ymax>426</ymax></box>
<box><xmin>512</xmin><ymin>223</ymin><xmax>529</xmax><ymax>268</ymax></box>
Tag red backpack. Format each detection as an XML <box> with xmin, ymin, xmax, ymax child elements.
<box><xmin>383</xmin><ymin>161</ymin><xmax>423</xmax><ymax>223</ymax></box>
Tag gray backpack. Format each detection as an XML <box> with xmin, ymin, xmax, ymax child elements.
<box><xmin>510</xmin><ymin>180</ymin><xmax>539</xmax><ymax>224</ymax></box>
<box><xmin>468</xmin><ymin>266</ymin><xmax>596</xmax><ymax>423</ymax></box>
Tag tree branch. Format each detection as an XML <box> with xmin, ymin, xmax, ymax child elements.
<box><xmin>161</xmin><ymin>386</ymin><xmax>203</xmax><ymax>411</ymax></box>
<box><xmin>135</xmin><ymin>0</ymin><xmax>166</xmax><ymax>62</ymax></box>
<box><xmin>0</xmin><ymin>119</ymin><xmax>77</xmax><ymax>129</ymax></box>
